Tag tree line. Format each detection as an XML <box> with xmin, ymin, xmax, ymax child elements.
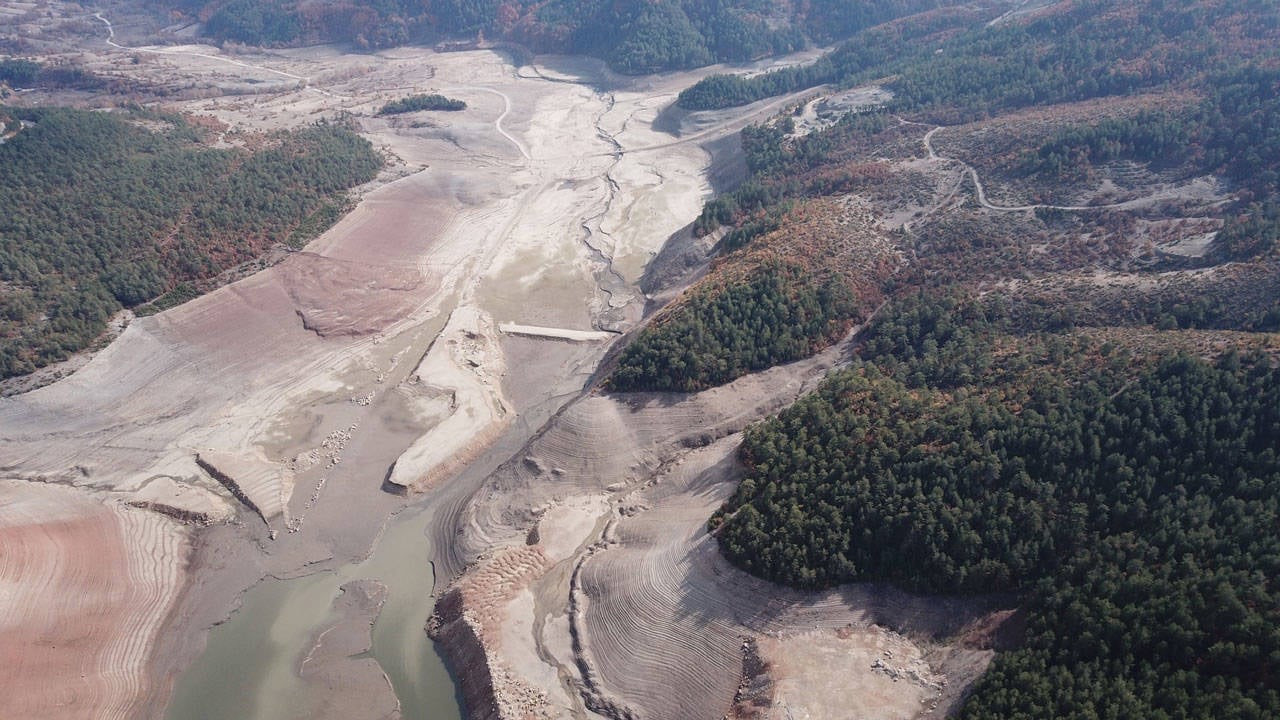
<box><xmin>166</xmin><ymin>0</ymin><xmax>950</xmax><ymax>74</ymax></box>
<box><xmin>378</xmin><ymin>93</ymin><xmax>466</xmax><ymax>114</ymax></box>
<box><xmin>678</xmin><ymin>0</ymin><xmax>1280</xmax><ymax>117</ymax></box>
<box><xmin>0</xmin><ymin>58</ymin><xmax>106</xmax><ymax>91</ymax></box>
<box><xmin>608</xmin><ymin>262</ymin><xmax>858</xmax><ymax>392</ymax></box>
<box><xmin>714</xmin><ymin>292</ymin><xmax>1280</xmax><ymax>719</ymax></box>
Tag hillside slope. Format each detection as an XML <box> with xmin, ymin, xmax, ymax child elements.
<box><xmin>615</xmin><ymin>0</ymin><xmax>1280</xmax><ymax>392</ymax></box>
<box><xmin>604</xmin><ymin>2</ymin><xmax>1280</xmax><ymax>717</ymax></box>
<box><xmin>0</xmin><ymin>107</ymin><xmax>380</xmax><ymax>378</ymax></box>
<box><xmin>153</xmin><ymin>0</ymin><xmax>963</xmax><ymax>73</ymax></box>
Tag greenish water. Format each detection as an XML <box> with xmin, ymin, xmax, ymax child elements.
<box><xmin>166</xmin><ymin>504</ymin><xmax>462</xmax><ymax>720</ymax></box>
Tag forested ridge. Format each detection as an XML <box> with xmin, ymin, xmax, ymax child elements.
<box><xmin>1020</xmin><ymin>64</ymin><xmax>1280</xmax><ymax>260</ymax></box>
<box><xmin>608</xmin><ymin>263</ymin><xmax>858</xmax><ymax>392</ymax></box>
<box><xmin>714</xmin><ymin>294</ymin><xmax>1280</xmax><ymax>719</ymax></box>
<box><xmin>597</xmin><ymin>3</ymin><xmax>1280</xmax><ymax>716</ymax></box>
<box><xmin>679</xmin><ymin>0</ymin><xmax>1280</xmax><ymax>113</ymax></box>
<box><xmin>157</xmin><ymin>0</ymin><xmax>953</xmax><ymax>74</ymax></box>
<box><xmin>694</xmin><ymin>110</ymin><xmax>895</xmax><ymax>236</ymax></box>
<box><xmin>606</xmin><ymin>110</ymin><xmax>899</xmax><ymax>393</ymax></box>
<box><xmin>1025</xmin><ymin>66</ymin><xmax>1280</xmax><ymax>193</ymax></box>
<box><xmin>610</xmin><ymin>0</ymin><xmax>1280</xmax><ymax>396</ymax></box>
<box><xmin>0</xmin><ymin>106</ymin><xmax>381</xmax><ymax>378</ymax></box>
<box><xmin>607</xmin><ymin>109</ymin><xmax>906</xmax><ymax>393</ymax></box>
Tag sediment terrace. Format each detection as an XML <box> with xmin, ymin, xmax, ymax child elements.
<box><xmin>435</xmin><ymin>332</ymin><xmax>1007</xmax><ymax>719</ymax></box>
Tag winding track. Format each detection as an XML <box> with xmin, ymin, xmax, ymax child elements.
<box><xmin>909</xmin><ymin>120</ymin><xmax>1139</xmax><ymax>213</ymax></box>
<box><xmin>93</xmin><ymin>13</ymin><xmax>341</xmax><ymax>98</ymax></box>
<box><xmin>441</xmin><ymin>85</ymin><xmax>530</xmax><ymax>160</ymax></box>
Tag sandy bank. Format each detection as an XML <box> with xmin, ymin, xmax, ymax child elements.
<box><xmin>0</xmin><ymin>480</ymin><xmax>189</xmax><ymax>720</ymax></box>
<box><xmin>498</xmin><ymin>323</ymin><xmax>618</xmax><ymax>342</ymax></box>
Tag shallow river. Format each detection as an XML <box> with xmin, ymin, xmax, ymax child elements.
<box><xmin>165</xmin><ymin>499</ymin><xmax>462</xmax><ymax>720</ymax></box>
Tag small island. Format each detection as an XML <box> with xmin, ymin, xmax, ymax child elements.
<box><xmin>377</xmin><ymin>93</ymin><xmax>466</xmax><ymax>115</ymax></box>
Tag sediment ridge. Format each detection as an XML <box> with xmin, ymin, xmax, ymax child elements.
<box><xmin>429</xmin><ymin>546</ymin><xmax>553</xmax><ymax>720</ymax></box>
<box><xmin>195</xmin><ymin>453</ymin><xmax>271</xmax><ymax>527</ymax></box>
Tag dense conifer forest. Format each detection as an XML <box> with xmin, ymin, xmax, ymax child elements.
<box><xmin>0</xmin><ymin>106</ymin><xmax>381</xmax><ymax>378</ymax></box>
<box><xmin>679</xmin><ymin>0</ymin><xmax>1279</xmax><ymax>114</ymax></box>
<box><xmin>158</xmin><ymin>0</ymin><xmax>952</xmax><ymax>73</ymax></box>
<box><xmin>0</xmin><ymin>58</ymin><xmax>108</xmax><ymax>91</ymax></box>
<box><xmin>608</xmin><ymin>263</ymin><xmax>857</xmax><ymax>392</ymax></box>
<box><xmin>713</xmin><ymin>294</ymin><xmax>1280</xmax><ymax>719</ymax></box>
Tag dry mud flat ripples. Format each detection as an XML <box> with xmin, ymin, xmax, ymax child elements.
<box><xmin>0</xmin><ymin>23</ymin><xmax>774</xmax><ymax>718</ymax></box>
<box><xmin>438</xmin><ymin>333</ymin><xmax>1005</xmax><ymax>720</ymax></box>
<box><xmin>0</xmin><ymin>479</ymin><xmax>188</xmax><ymax>720</ymax></box>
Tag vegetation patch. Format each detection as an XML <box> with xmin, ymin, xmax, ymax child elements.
<box><xmin>609</xmin><ymin>263</ymin><xmax>858</xmax><ymax>393</ymax></box>
<box><xmin>0</xmin><ymin>58</ymin><xmax>106</xmax><ymax>91</ymax></box>
<box><xmin>378</xmin><ymin>93</ymin><xmax>466</xmax><ymax>115</ymax></box>
<box><xmin>0</xmin><ymin>106</ymin><xmax>381</xmax><ymax>378</ymax></box>
<box><xmin>693</xmin><ymin>110</ymin><xmax>899</xmax><ymax>237</ymax></box>
<box><xmin>610</xmin><ymin>112</ymin><xmax>906</xmax><ymax>394</ymax></box>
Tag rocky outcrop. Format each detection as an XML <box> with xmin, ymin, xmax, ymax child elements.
<box><xmin>429</xmin><ymin>596</ymin><xmax>503</xmax><ymax>720</ymax></box>
<box><xmin>125</xmin><ymin>500</ymin><xmax>216</xmax><ymax>526</ymax></box>
<box><xmin>195</xmin><ymin>453</ymin><xmax>271</xmax><ymax>525</ymax></box>
<box><xmin>427</xmin><ymin>547</ymin><xmax>552</xmax><ymax>720</ymax></box>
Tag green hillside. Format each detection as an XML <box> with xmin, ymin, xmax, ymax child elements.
<box><xmin>0</xmin><ymin>106</ymin><xmax>380</xmax><ymax>378</ymax></box>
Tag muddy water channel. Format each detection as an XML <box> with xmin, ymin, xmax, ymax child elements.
<box><xmin>152</xmin><ymin>47</ymin><xmax>731</xmax><ymax>720</ymax></box>
<box><xmin>166</xmin><ymin>497</ymin><xmax>463</xmax><ymax>720</ymax></box>
<box><xmin>163</xmin><ymin>340</ymin><xmax>591</xmax><ymax>720</ymax></box>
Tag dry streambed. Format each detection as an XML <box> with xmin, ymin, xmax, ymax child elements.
<box><xmin>0</xmin><ymin>17</ymin><xmax>789</xmax><ymax>718</ymax></box>
<box><xmin>0</xmin><ymin>11</ymin><xmax>1003</xmax><ymax>718</ymax></box>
